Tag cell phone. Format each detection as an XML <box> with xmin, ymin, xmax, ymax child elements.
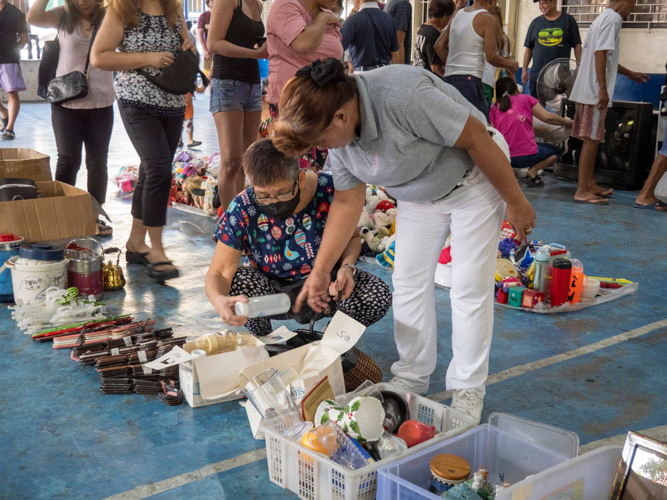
<box><xmin>257</xmin><ymin>36</ymin><xmax>267</xmax><ymax>45</ymax></box>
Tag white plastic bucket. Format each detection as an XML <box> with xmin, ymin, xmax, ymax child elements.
<box><xmin>5</xmin><ymin>256</ymin><xmax>68</xmax><ymax>304</ymax></box>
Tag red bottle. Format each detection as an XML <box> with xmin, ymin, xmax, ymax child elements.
<box><xmin>551</xmin><ymin>258</ymin><xmax>572</xmax><ymax>307</ymax></box>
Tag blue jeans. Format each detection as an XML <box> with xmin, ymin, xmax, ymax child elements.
<box><xmin>209</xmin><ymin>78</ymin><xmax>262</xmax><ymax>114</ymax></box>
<box><xmin>444</xmin><ymin>75</ymin><xmax>489</xmax><ymax>121</ymax></box>
<box><xmin>511</xmin><ymin>143</ymin><xmax>562</xmax><ymax>170</ymax></box>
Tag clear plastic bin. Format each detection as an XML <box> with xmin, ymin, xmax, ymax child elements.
<box><xmin>376</xmin><ymin>413</ymin><xmax>579</xmax><ymax>500</ymax></box>
<box><xmin>260</xmin><ymin>382</ymin><xmax>477</xmax><ymax>500</ymax></box>
<box><xmin>496</xmin><ymin>445</ymin><xmax>622</xmax><ymax>500</ymax></box>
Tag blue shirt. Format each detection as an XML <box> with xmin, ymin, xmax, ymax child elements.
<box><xmin>214</xmin><ymin>173</ymin><xmax>335</xmax><ymax>279</ymax></box>
<box><xmin>342</xmin><ymin>5</ymin><xmax>399</xmax><ymax>69</ymax></box>
<box><xmin>384</xmin><ymin>0</ymin><xmax>412</xmax><ymax>64</ymax></box>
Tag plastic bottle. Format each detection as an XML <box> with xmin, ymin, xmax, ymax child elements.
<box><xmin>234</xmin><ymin>293</ymin><xmax>291</xmax><ymax>318</ymax></box>
<box><xmin>235</xmin><ymin>331</ymin><xmax>255</xmax><ymax>349</ymax></box>
<box><xmin>532</xmin><ymin>247</ymin><xmax>550</xmax><ymax>293</ymax></box>
<box><xmin>568</xmin><ymin>259</ymin><xmax>584</xmax><ymax>304</ymax></box>
<box><xmin>187</xmin><ymin>331</ymin><xmax>235</xmax><ymax>355</ymax></box>
<box><xmin>551</xmin><ymin>258</ymin><xmax>572</xmax><ymax>307</ymax></box>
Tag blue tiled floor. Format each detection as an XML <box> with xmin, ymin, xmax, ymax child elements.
<box><xmin>1</xmin><ymin>99</ymin><xmax>666</xmax><ymax>499</ymax></box>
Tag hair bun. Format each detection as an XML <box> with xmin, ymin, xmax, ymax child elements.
<box><xmin>295</xmin><ymin>58</ymin><xmax>345</xmax><ymax>87</ymax></box>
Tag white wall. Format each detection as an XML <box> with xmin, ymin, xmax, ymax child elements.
<box><xmin>514</xmin><ymin>1</ymin><xmax>666</xmax><ymax>74</ymax></box>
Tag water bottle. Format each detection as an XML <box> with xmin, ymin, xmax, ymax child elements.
<box><xmin>568</xmin><ymin>259</ymin><xmax>584</xmax><ymax>304</ymax></box>
<box><xmin>533</xmin><ymin>247</ymin><xmax>550</xmax><ymax>293</ymax></box>
<box><xmin>551</xmin><ymin>258</ymin><xmax>572</xmax><ymax>307</ymax></box>
<box><xmin>235</xmin><ymin>293</ymin><xmax>291</xmax><ymax>318</ymax></box>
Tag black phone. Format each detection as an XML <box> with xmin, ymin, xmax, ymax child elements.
<box><xmin>257</xmin><ymin>36</ymin><xmax>267</xmax><ymax>45</ymax></box>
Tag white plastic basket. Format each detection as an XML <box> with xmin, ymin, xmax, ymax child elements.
<box><xmin>260</xmin><ymin>382</ymin><xmax>477</xmax><ymax>500</ymax></box>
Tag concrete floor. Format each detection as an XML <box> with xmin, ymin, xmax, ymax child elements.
<box><xmin>1</xmin><ymin>98</ymin><xmax>667</xmax><ymax>500</ymax></box>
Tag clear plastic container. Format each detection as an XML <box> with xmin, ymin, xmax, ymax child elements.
<box><xmin>376</xmin><ymin>413</ymin><xmax>579</xmax><ymax>500</ymax></box>
<box><xmin>235</xmin><ymin>293</ymin><xmax>291</xmax><ymax>318</ymax></box>
<box><xmin>496</xmin><ymin>445</ymin><xmax>622</xmax><ymax>500</ymax></box>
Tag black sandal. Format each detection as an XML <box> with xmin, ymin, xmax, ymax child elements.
<box><xmin>96</xmin><ymin>219</ymin><xmax>113</xmax><ymax>238</ymax></box>
<box><xmin>126</xmin><ymin>250</ymin><xmax>149</xmax><ymax>265</ymax></box>
<box><xmin>520</xmin><ymin>175</ymin><xmax>544</xmax><ymax>188</ymax></box>
<box><xmin>147</xmin><ymin>261</ymin><xmax>180</xmax><ymax>281</ymax></box>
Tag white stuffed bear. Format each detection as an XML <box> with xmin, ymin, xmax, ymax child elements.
<box><xmin>385</xmin><ymin>208</ymin><xmax>397</xmax><ymax>225</ymax></box>
<box><xmin>376</xmin><ymin>189</ymin><xmax>389</xmax><ymax>201</ymax></box>
<box><xmin>366</xmin><ymin>195</ymin><xmax>381</xmax><ymax>214</ymax></box>
<box><xmin>358</xmin><ymin>209</ymin><xmax>374</xmax><ymax>229</ymax></box>
<box><xmin>373</xmin><ymin>211</ymin><xmax>392</xmax><ymax>229</ymax></box>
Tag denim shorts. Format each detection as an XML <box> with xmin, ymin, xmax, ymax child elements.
<box><xmin>210</xmin><ymin>78</ymin><xmax>262</xmax><ymax>114</ymax></box>
<box><xmin>511</xmin><ymin>143</ymin><xmax>562</xmax><ymax>170</ymax></box>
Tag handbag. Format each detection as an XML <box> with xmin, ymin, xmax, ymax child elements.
<box><xmin>138</xmin><ymin>36</ymin><xmax>210</xmax><ymax>95</ymax></box>
<box><xmin>270</xmin><ymin>267</ymin><xmax>340</xmax><ymax>325</ymax></box>
<box><xmin>46</xmin><ymin>29</ymin><xmax>98</xmax><ymax>105</ymax></box>
<box><xmin>38</xmin><ymin>17</ymin><xmax>64</xmax><ymax>100</ymax></box>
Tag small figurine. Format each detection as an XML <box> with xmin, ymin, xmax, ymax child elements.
<box><xmin>465</xmin><ymin>467</ymin><xmax>494</xmax><ymax>500</ymax></box>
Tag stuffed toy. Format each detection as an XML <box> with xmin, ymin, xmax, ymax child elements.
<box><xmin>360</xmin><ymin>227</ymin><xmax>385</xmax><ymax>254</ymax></box>
<box><xmin>376</xmin><ymin>189</ymin><xmax>389</xmax><ymax>202</ymax></box>
<box><xmin>366</xmin><ymin>195</ymin><xmax>381</xmax><ymax>214</ymax></box>
<box><xmin>184</xmin><ymin>176</ymin><xmax>205</xmax><ymax>208</ymax></box>
<box><xmin>358</xmin><ymin>209</ymin><xmax>373</xmax><ymax>229</ymax></box>
<box><xmin>201</xmin><ymin>177</ymin><xmax>217</xmax><ymax>215</ymax></box>
<box><xmin>376</xmin><ymin>241</ymin><xmax>395</xmax><ymax>268</ymax></box>
<box><xmin>372</xmin><ymin>212</ymin><xmax>392</xmax><ymax>230</ymax></box>
<box><xmin>385</xmin><ymin>208</ymin><xmax>397</xmax><ymax>224</ymax></box>
<box><xmin>375</xmin><ymin>200</ymin><xmax>395</xmax><ymax>213</ymax></box>
<box><xmin>381</xmin><ymin>232</ymin><xmax>396</xmax><ymax>251</ymax></box>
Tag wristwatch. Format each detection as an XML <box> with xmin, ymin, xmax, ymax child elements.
<box><xmin>342</xmin><ymin>263</ymin><xmax>358</xmax><ymax>277</ymax></box>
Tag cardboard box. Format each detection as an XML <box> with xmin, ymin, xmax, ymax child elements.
<box><xmin>239</xmin><ymin>312</ymin><xmax>366</xmax><ymax>401</ymax></box>
<box><xmin>0</xmin><ymin>181</ymin><xmax>98</xmax><ymax>242</ymax></box>
<box><xmin>144</xmin><ymin>327</ymin><xmax>298</xmax><ymax>408</ymax></box>
<box><xmin>0</xmin><ymin>148</ymin><xmax>51</xmax><ymax>182</ymax></box>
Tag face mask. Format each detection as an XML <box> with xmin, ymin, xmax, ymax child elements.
<box><xmin>261</xmin><ymin>185</ymin><xmax>301</xmax><ymax>221</ymax></box>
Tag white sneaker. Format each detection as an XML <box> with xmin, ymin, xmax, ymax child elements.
<box><xmin>387</xmin><ymin>377</ymin><xmax>428</xmax><ymax>396</ymax></box>
<box><xmin>451</xmin><ymin>389</ymin><xmax>484</xmax><ymax>424</ymax></box>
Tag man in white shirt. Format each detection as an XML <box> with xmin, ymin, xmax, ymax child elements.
<box><xmin>569</xmin><ymin>0</ymin><xmax>648</xmax><ymax>205</ymax></box>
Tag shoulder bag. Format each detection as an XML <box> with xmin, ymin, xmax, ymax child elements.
<box><xmin>37</xmin><ymin>16</ymin><xmax>64</xmax><ymax>100</ymax></box>
<box><xmin>46</xmin><ymin>28</ymin><xmax>98</xmax><ymax>105</ymax></box>
<box><xmin>138</xmin><ymin>35</ymin><xmax>209</xmax><ymax>95</ymax></box>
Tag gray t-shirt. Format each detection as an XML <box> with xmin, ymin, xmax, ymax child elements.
<box><xmin>328</xmin><ymin>65</ymin><xmax>485</xmax><ymax>202</ymax></box>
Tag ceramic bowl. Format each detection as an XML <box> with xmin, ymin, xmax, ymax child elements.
<box><xmin>581</xmin><ymin>278</ymin><xmax>600</xmax><ymax>298</ymax></box>
<box><xmin>342</xmin><ymin>396</ymin><xmax>385</xmax><ymax>443</ymax></box>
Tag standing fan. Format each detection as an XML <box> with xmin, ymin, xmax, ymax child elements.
<box><xmin>537</xmin><ymin>58</ymin><xmax>577</xmax><ymax>110</ymax></box>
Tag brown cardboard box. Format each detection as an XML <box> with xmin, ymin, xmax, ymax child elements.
<box><xmin>0</xmin><ymin>181</ymin><xmax>98</xmax><ymax>242</ymax></box>
<box><xmin>0</xmin><ymin>148</ymin><xmax>52</xmax><ymax>182</ymax></box>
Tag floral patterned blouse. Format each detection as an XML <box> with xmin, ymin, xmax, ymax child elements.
<box><xmin>115</xmin><ymin>12</ymin><xmax>186</xmax><ymax>116</ymax></box>
<box><xmin>214</xmin><ymin>173</ymin><xmax>335</xmax><ymax>279</ymax></box>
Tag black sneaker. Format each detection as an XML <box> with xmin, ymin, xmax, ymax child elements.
<box><xmin>187</xmin><ymin>140</ymin><xmax>202</xmax><ymax>148</ymax></box>
<box><xmin>1</xmin><ymin>129</ymin><xmax>15</xmax><ymax>140</ymax></box>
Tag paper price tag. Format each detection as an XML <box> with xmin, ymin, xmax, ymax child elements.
<box><xmin>138</xmin><ymin>351</ymin><xmax>148</xmax><ymax>363</ymax></box>
<box><xmin>144</xmin><ymin>345</ymin><xmax>193</xmax><ymax>371</ymax></box>
<box><xmin>142</xmin><ymin>365</ymin><xmax>153</xmax><ymax>375</ymax></box>
<box><xmin>124</xmin><ymin>336</ymin><xmax>133</xmax><ymax>346</ymax></box>
<box><xmin>111</xmin><ymin>348</ymin><xmax>120</xmax><ymax>356</ymax></box>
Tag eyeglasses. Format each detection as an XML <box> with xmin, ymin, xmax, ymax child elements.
<box><xmin>253</xmin><ymin>180</ymin><xmax>298</xmax><ymax>206</ymax></box>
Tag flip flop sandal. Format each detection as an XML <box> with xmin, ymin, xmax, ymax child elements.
<box><xmin>147</xmin><ymin>261</ymin><xmax>180</xmax><ymax>281</ymax></box>
<box><xmin>126</xmin><ymin>250</ymin><xmax>149</xmax><ymax>265</ymax></box>
<box><xmin>520</xmin><ymin>175</ymin><xmax>544</xmax><ymax>188</ymax></box>
<box><xmin>96</xmin><ymin>219</ymin><xmax>113</xmax><ymax>238</ymax></box>
<box><xmin>634</xmin><ymin>201</ymin><xmax>667</xmax><ymax>211</ymax></box>
<box><xmin>1</xmin><ymin>130</ymin><xmax>15</xmax><ymax>140</ymax></box>
<box><xmin>574</xmin><ymin>197</ymin><xmax>609</xmax><ymax>205</ymax></box>
<box><xmin>596</xmin><ymin>188</ymin><xmax>614</xmax><ymax>198</ymax></box>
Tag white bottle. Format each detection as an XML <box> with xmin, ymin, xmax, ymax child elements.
<box><xmin>234</xmin><ymin>293</ymin><xmax>291</xmax><ymax>318</ymax></box>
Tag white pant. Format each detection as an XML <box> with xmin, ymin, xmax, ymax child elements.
<box><xmin>390</xmin><ymin>169</ymin><xmax>506</xmax><ymax>393</ymax></box>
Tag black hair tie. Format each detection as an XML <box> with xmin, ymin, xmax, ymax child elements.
<box><xmin>295</xmin><ymin>58</ymin><xmax>343</xmax><ymax>87</ymax></box>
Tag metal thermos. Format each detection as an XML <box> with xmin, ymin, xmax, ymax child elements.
<box><xmin>533</xmin><ymin>246</ymin><xmax>550</xmax><ymax>293</ymax></box>
<box><xmin>65</xmin><ymin>238</ymin><xmax>104</xmax><ymax>301</ymax></box>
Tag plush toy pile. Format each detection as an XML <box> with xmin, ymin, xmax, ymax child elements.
<box><xmin>358</xmin><ymin>186</ymin><xmax>398</xmax><ymax>257</ymax></box>
<box><xmin>170</xmin><ymin>151</ymin><xmax>220</xmax><ymax>215</ymax></box>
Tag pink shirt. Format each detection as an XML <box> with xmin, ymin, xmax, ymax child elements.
<box><xmin>489</xmin><ymin>94</ymin><xmax>540</xmax><ymax>158</ymax></box>
<box><xmin>56</xmin><ymin>24</ymin><xmax>115</xmax><ymax>110</ymax></box>
<box><xmin>266</xmin><ymin>0</ymin><xmax>343</xmax><ymax>105</ymax></box>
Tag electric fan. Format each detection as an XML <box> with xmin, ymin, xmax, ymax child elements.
<box><xmin>536</xmin><ymin>58</ymin><xmax>577</xmax><ymax>110</ymax></box>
